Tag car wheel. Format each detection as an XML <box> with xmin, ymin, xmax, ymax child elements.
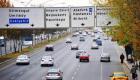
<box><xmin>100</xmin><ymin>60</ymin><xmax>102</xmax><ymax>62</ymax></box>
<box><xmin>41</xmin><ymin>64</ymin><xmax>43</xmax><ymax>67</ymax></box>
<box><xmin>80</xmin><ymin>59</ymin><xmax>82</xmax><ymax>62</ymax></box>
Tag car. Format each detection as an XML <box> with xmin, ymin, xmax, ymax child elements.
<box><xmin>71</xmin><ymin>44</ymin><xmax>78</xmax><ymax>50</ymax></box>
<box><xmin>100</xmin><ymin>53</ymin><xmax>110</xmax><ymax>62</ymax></box>
<box><xmin>0</xmin><ymin>36</ymin><xmax>5</xmax><ymax>47</ymax></box>
<box><xmin>41</xmin><ymin>56</ymin><xmax>54</xmax><ymax>66</ymax></box>
<box><xmin>104</xmin><ymin>36</ymin><xmax>109</xmax><ymax>40</ymax></box>
<box><xmin>79</xmin><ymin>36</ymin><xmax>85</xmax><ymax>41</ymax></box>
<box><xmin>16</xmin><ymin>55</ymin><xmax>30</xmax><ymax>65</ymax></box>
<box><xmin>79</xmin><ymin>53</ymin><xmax>90</xmax><ymax>62</ymax></box>
<box><xmin>110</xmin><ymin>72</ymin><xmax>128</xmax><ymax>80</ymax></box>
<box><xmin>96</xmin><ymin>39</ymin><xmax>102</xmax><ymax>46</ymax></box>
<box><xmin>90</xmin><ymin>33</ymin><xmax>95</xmax><ymax>37</ymax></box>
<box><xmin>82</xmin><ymin>32</ymin><xmax>87</xmax><ymax>36</ymax></box>
<box><xmin>72</xmin><ymin>33</ymin><xmax>77</xmax><ymax>37</ymax></box>
<box><xmin>72</xmin><ymin>32</ymin><xmax>79</xmax><ymax>37</ymax></box>
<box><xmin>76</xmin><ymin>50</ymin><xmax>86</xmax><ymax>58</ymax></box>
<box><xmin>79</xmin><ymin>31</ymin><xmax>82</xmax><ymax>34</ymax></box>
<box><xmin>91</xmin><ymin>42</ymin><xmax>99</xmax><ymax>49</ymax></box>
<box><xmin>66</xmin><ymin>38</ymin><xmax>72</xmax><ymax>43</ymax></box>
<box><xmin>96</xmin><ymin>35</ymin><xmax>100</xmax><ymax>39</ymax></box>
<box><xmin>45</xmin><ymin>45</ymin><xmax>54</xmax><ymax>51</ymax></box>
<box><xmin>92</xmin><ymin>37</ymin><xmax>98</xmax><ymax>41</ymax></box>
<box><xmin>22</xmin><ymin>36</ymin><xmax>33</xmax><ymax>46</ymax></box>
<box><xmin>46</xmin><ymin>68</ymin><xmax>63</xmax><ymax>80</ymax></box>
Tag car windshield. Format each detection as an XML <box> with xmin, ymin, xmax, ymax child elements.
<box><xmin>114</xmin><ymin>73</ymin><xmax>126</xmax><ymax>77</ymax></box>
<box><xmin>47</xmin><ymin>72</ymin><xmax>59</xmax><ymax>76</ymax></box>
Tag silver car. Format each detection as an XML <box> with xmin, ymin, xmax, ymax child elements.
<box><xmin>46</xmin><ymin>68</ymin><xmax>63</xmax><ymax>80</ymax></box>
<box><xmin>91</xmin><ymin>42</ymin><xmax>99</xmax><ymax>49</ymax></box>
<box><xmin>100</xmin><ymin>53</ymin><xmax>110</xmax><ymax>62</ymax></box>
<box><xmin>79</xmin><ymin>36</ymin><xmax>85</xmax><ymax>41</ymax></box>
<box><xmin>66</xmin><ymin>38</ymin><xmax>72</xmax><ymax>43</ymax></box>
<box><xmin>41</xmin><ymin>56</ymin><xmax>54</xmax><ymax>66</ymax></box>
<box><xmin>71</xmin><ymin>44</ymin><xmax>79</xmax><ymax>50</ymax></box>
<box><xmin>16</xmin><ymin>55</ymin><xmax>30</xmax><ymax>65</ymax></box>
<box><xmin>76</xmin><ymin>50</ymin><xmax>86</xmax><ymax>58</ymax></box>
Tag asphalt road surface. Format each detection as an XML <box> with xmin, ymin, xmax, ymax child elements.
<box><xmin>0</xmin><ymin>33</ymin><xmax>125</xmax><ymax>80</ymax></box>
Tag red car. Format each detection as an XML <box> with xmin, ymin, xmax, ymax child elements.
<box><xmin>79</xmin><ymin>53</ymin><xmax>90</xmax><ymax>62</ymax></box>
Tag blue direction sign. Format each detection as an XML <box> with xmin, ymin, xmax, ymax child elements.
<box><xmin>9</xmin><ymin>18</ymin><xmax>29</xmax><ymax>24</ymax></box>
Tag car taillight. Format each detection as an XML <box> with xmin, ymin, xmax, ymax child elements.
<box><xmin>47</xmin><ymin>73</ymin><xmax>49</xmax><ymax>76</ymax></box>
<box><xmin>57</xmin><ymin>73</ymin><xmax>61</xmax><ymax>76</ymax></box>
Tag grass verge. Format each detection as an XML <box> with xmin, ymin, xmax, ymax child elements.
<box><xmin>0</xmin><ymin>33</ymin><xmax>69</xmax><ymax>63</ymax></box>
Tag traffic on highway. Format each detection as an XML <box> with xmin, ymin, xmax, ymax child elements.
<box><xmin>1</xmin><ymin>0</ymin><xmax>140</xmax><ymax>80</ymax></box>
<box><xmin>0</xmin><ymin>30</ymin><xmax>129</xmax><ymax>80</ymax></box>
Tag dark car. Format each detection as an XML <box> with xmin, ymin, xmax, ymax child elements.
<box><xmin>79</xmin><ymin>36</ymin><xmax>85</xmax><ymax>41</ymax></box>
<box><xmin>45</xmin><ymin>45</ymin><xmax>54</xmax><ymax>51</ymax></box>
<box><xmin>96</xmin><ymin>39</ymin><xmax>102</xmax><ymax>46</ymax></box>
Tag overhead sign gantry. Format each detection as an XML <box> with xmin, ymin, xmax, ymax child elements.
<box><xmin>96</xmin><ymin>6</ymin><xmax>118</xmax><ymax>27</ymax></box>
<box><xmin>71</xmin><ymin>6</ymin><xmax>95</xmax><ymax>28</ymax></box>
<box><xmin>0</xmin><ymin>8</ymin><xmax>44</xmax><ymax>29</ymax></box>
<box><xmin>45</xmin><ymin>7</ymin><xmax>70</xmax><ymax>28</ymax></box>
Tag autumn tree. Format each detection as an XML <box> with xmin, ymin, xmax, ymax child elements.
<box><xmin>104</xmin><ymin>0</ymin><xmax>140</xmax><ymax>59</ymax></box>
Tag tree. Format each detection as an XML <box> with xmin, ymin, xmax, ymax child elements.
<box><xmin>104</xmin><ymin>0</ymin><xmax>140</xmax><ymax>59</ymax></box>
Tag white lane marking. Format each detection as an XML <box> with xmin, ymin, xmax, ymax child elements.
<box><xmin>72</xmin><ymin>76</ymin><xmax>75</xmax><ymax>80</ymax></box>
<box><xmin>100</xmin><ymin>46</ymin><xmax>103</xmax><ymax>80</ymax></box>
<box><xmin>0</xmin><ymin>61</ymin><xmax>16</xmax><ymax>71</ymax></box>
<box><xmin>74</xmin><ymin>71</ymin><xmax>77</xmax><ymax>75</ymax></box>
<box><xmin>101</xmin><ymin>62</ymin><xmax>103</xmax><ymax>80</ymax></box>
<box><xmin>71</xmin><ymin>64</ymin><xmax>80</xmax><ymax>80</ymax></box>
<box><xmin>78</xmin><ymin>64</ymin><xmax>80</xmax><ymax>68</ymax></box>
<box><xmin>102</xmin><ymin>46</ymin><xmax>104</xmax><ymax>54</ymax></box>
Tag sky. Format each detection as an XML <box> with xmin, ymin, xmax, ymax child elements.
<box><xmin>10</xmin><ymin>0</ymin><xmax>99</xmax><ymax>7</ymax></box>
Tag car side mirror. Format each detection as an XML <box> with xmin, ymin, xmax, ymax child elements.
<box><xmin>109</xmin><ymin>75</ymin><xmax>113</xmax><ymax>77</ymax></box>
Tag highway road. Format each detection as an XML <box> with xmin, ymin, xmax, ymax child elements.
<box><xmin>0</xmin><ymin>32</ymin><xmax>125</xmax><ymax>80</ymax></box>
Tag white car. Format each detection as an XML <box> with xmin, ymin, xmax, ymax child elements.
<box><xmin>100</xmin><ymin>53</ymin><xmax>110</xmax><ymax>62</ymax></box>
<box><xmin>91</xmin><ymin>42</ymin><xmax>99</xmax><ymax>49</ymax></box>
<box><xmin>91</xmin><ymin>33</ymin><xmax>95</xmax><ymax>37</ymax></box>
<box><xmin>96</xmin><ymin>35</ymin><xmax>100</xmax><ymax>39</ymax></box>
<box><xmin>72</xmin><ymin>32</ymin><xmax>79</xmax><ymax>37</ymax></box>
<box><xmin>104</xmin><ymin>36</ymin><xmax>109</xmax><ymax>40</ymax></box>
<box><xmin>66</xmin><ymin>38</ymin><xmax>72</xmax><ymax>43</ymax></box>
<box><xmin>71</xmin><ymin>44</ymin><xmax>78</xmax><ymax>50</ymax></box>
<box><xmin>46</xmin><ymin>68</ymin><xmax>63</xmax><ymax>80</ymax></box>
<box><xmin>41</xmin><ymin>56</ymin><xmax>54</xmax><ymax>66</ymax></box>
<box><xmin>76</xmin><ymin>50</ymin><xmax>86</xmax><ymax>58</ymax></box>
<box><xmin>82</xmin><ymin>33</ymin><xmax>87</xmax><ymax>36</ymax></box>
<box><xmin>16</xmin><ymin>55</ymin><xmax>30</xmax><ymax>65</ymax></box>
